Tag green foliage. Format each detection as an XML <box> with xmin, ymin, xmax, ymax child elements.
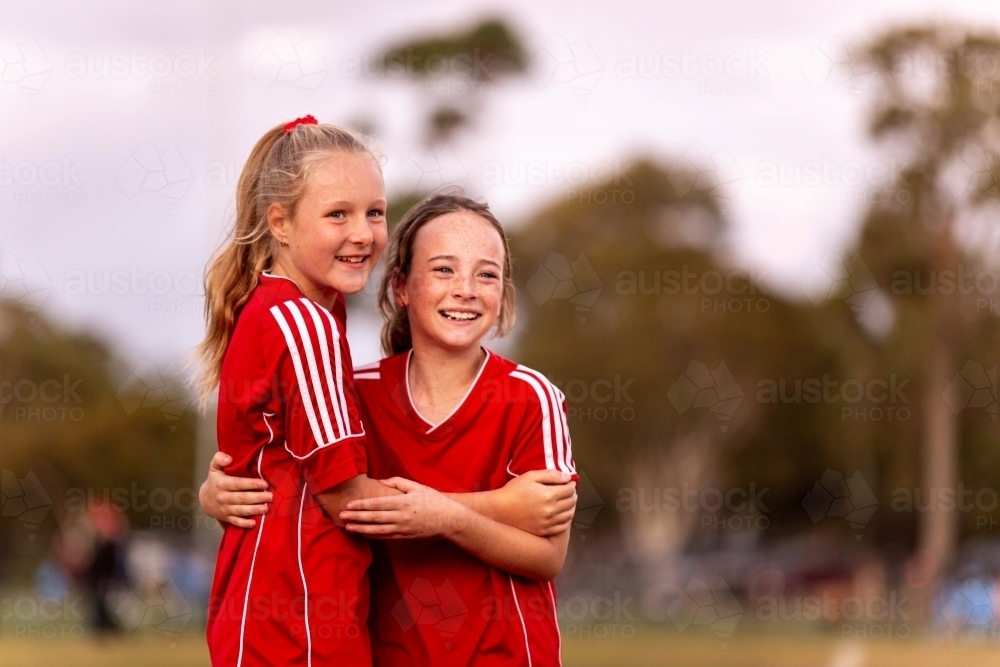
<box><xmin>377</xmin><ymin>17</ymin><xmax>528</xmax><ymax>81</ymax></box>
<box><xmin>0</xmin><ymin>300</ymin><xmax>198</xmax><ymax>537</ymax></box>
<box><xmin>509</xmin><ymin>160</ymin><xmax>885</xmax><ymax>542</ymax></box>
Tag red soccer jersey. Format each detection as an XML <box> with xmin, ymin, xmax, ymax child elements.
<box><xmin>354</xmin><ymin>349</ymin><xmax>576</xmax><ymax>667</ymax></box>
<box><xmin>208</xmin><ymin>272</ymin><xmax>371</xmax><ymax>667</ymax></box>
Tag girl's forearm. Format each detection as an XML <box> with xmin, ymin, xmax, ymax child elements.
<box><xmin>445</xmin><ymin>490</ymin><xmax>511</xmax><ymax>523</ymax></box>
<box><xmin>442</xmin><ymin>502</ymin><xmax>568</xmax><ymax>581</ymax></box>
<box><xmin>318</xmin><ymin>475</ymin><xmax>402</xmax><ymax>528</ymax></box>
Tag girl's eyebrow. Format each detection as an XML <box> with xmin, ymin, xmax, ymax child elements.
<box><xmin>428</xmin><ymin>254</ymin><xmax>502</xmax><ymax>269</ymax></box>
<box><xmin>322</xmin><ymin>198</ymin><xmax>388</xmax><ymax>208</ymax></box>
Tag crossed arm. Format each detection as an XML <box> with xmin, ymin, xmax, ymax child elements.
<box><xmin>199</xmin><ymin>452</ymin><xmax>577</xmax><ymax>581</ymax></box>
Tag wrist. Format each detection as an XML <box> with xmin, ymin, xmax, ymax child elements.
<box><xmin>492</xmin><ymin>485</ymin><xmax>514</xmax><ymax>523</ymax></box>
<box><xmin>442</xmin><ymin>498</ymin><xmax>472</xmax><ymax>540</ymax></box>
<box><xmin>198</xmin><ymin>482</ymin><xmax>210</xmax><ymax>514</ymax></box>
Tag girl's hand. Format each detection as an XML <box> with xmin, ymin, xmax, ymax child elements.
<box><xmin>199</xmin><ymin>452</ymin><xmax>272</xmax><ymax>529</ymax></box>
<box><xmin>499</xmin><ymin>470</ymin><xmax>578</xmax><ymax>536</ymax></box>
<box><xmin>340</xmin><ymin>477</ymin><xmax>467</xmax><ymax>539</ymax></box>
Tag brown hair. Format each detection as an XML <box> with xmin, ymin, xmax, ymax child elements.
<box><xmin>378</xmin><ymin>190</ymin><xmax>517</xmax><ymax>356</ymax></box>
<box><xmin>195</xmin><ymin>121</ymin><xmax>381</xmax><ymax>403</ymax></box>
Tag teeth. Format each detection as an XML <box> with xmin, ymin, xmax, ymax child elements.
<box><xmin>441</xmin><ymin>311</ymin><xmax>480</xmax><ymax>321</ymax></box>
<box><xmin>337</xmin><ymin>256</ymin><xmax>365</xmax><ymax>263</ymax></box>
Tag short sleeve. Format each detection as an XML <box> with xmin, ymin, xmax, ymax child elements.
<box><xmin>268</xmin><ymin>297</ymin><xmax>368</xmax><ymax>494</ymax></box>
<box><xmin>507</xmin><ymin>367</ymin><xmax>578</xmax><ymax>481</ymax></box>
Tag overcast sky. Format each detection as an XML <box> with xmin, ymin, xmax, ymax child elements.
<box><xmin>3</xmin><ymin>0</ymin><xmax>1000</xmax><ymax>371</ymax></box>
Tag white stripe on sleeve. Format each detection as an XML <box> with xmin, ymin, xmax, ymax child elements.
<box><xmin>269</xmin><ymin>305</ymin><xmax>326</xmax><ymax>447</ymax></box>
<box><xmin>514</xmin><ymin>367</ymin><xmax>574</xmax><ymax>474</ymax></box>
<box><xmin>285</xmin><ymin>301</ymin><xmax>336</xmax><ymax>443</ymax></box>
<box><xmin>317</xmin><ymin>307</ymin><xmax>353</xmax><ymax>436</ymax></box>
<box><xmin>510</xmin><ymin>370</ymin><xmax>556</xmax><ymax>472</ymax></box>
<box><xmin>299</xmin><ymin>298</ymin><xmax>347</xmax><ymax>438</ymax></box>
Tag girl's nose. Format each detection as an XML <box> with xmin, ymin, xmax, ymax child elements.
<box><xmin>346</xmin><ymin>214</ymin><xmax>375</xmax><ymax>245</ymax></box>
<box><xmin>454</xmin><ymin>272</ymin><xmax>476</xmax><ymax>298</ymax></box>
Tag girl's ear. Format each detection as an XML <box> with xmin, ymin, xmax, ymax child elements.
<box><xmin>266</xmin><ymin>202</ymin><xmax>291</xmax><ymax>246</ymax></box>
<box><xmin>391</xmin><ymin>268</ymin><xmax>408</xmax><ymax>308</ymax></box>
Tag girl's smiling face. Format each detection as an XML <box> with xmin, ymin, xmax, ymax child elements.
<box><xmin>395</xmin><ymin>210</ymin><xmax>506</xmax><ymax>353</ymax></box>
<box><xmin>269</xmin><ymin>152</ymin><xmax>387</xmax><ymax>299</ymax></box>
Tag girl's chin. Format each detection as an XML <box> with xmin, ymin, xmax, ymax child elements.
<box><xmin>422</xmin><ymin>329</ymin><xmax>487</xmax><ymax>353</ymax></box>
<box><xmin>327</xmin><ymin>271</ymin><xmax>371</xmax><ymax>294</ymax></box>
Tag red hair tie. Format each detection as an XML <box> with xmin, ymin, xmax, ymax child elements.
<box><xmin>284</xmin><ymin>115</ymin><xmax>318</xmax><ymax>134</ymax></box>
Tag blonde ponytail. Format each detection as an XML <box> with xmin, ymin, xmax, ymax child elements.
<box><xmin>195</xmin><ymin>121</ymin><xmax>381</xmax><ymax>404</ymax></box>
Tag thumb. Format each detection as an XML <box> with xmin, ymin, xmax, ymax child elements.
<box><xmin>379</xmin><ymin>477</ymin><xmax>421</xmax><ymax>493</ymax></box>
<box><xmin>521</xmin><ymin>469</ymin><xmax>571</xmax><ymax>485</ymax></box>
<box><xmin>210</xmin><ymin>451</ymin><xmax>232</xmax><ymax>471</ymax></box>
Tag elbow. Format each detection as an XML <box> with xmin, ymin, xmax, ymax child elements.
<box><xmin>524</xmin><ymin>553</ymin><xmax>566</xmax><ymax>582</ymax></box>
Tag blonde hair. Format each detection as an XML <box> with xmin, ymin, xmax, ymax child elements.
<box><xmin>195</xmin><ymin>121</ymin><xmax>380</xmax><ymax>403</ymax></box>
<box><xmin>378</xmin><ymin>190</ymin><xmax>517</xmax><ymax>356</ymax></box>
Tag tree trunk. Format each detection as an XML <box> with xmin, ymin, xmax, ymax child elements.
<box><xmin>913</xmin><ymin>216</ymin><xmax>962</xmax><ymax>625</ymax></box>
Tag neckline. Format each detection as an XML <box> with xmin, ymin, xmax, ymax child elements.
<box><xmin>405</xmin><ymin>347</ymin><xmax>492</xmax><ymax>435</ymax></box>
<box><xmin>260</xmin><ymin>272</ymin><xmax>342</xmax><ymax>314</ymax></box>
<box><xmin>260</xmin><ymin>271</ymin><xmax>303</xmax><ymax>291</ymax></box>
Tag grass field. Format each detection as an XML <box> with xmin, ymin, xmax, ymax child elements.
<box><xmin>2</xmin><ymin>629</ymin><xmax>1000</xmax><ymax>666</ymax></box>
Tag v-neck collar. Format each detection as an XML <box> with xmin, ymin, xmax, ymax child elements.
<box><xmin>404</xmin><ymin>347</ymin><xmax>492</xmax><ymax>435</ymax></box>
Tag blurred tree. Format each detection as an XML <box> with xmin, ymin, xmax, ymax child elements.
<box><xmin>374</xmin><ymin>17</ymin><xmax>528</xmax><ymax>145</ymax></box>
<box><xmin>506</xmin><ymin>161</ymin><xmax>864</xmax><ymax>584</ymax></box>
<box><xmin>856</xmin><ymin>25</ymin><xmax>1000</xmax><ymax>609</ymax></box>
<box><xmin>0</xmin><ymin>299</ymin><xmax>197</xmax><ymax>580</ymax></box>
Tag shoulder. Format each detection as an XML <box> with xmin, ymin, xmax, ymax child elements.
<box><xmin>353</xmin><ymin>352</ymin><xmax>407</xmax><ymax>388</ymax></box>
<box><xmin>353</xmin><ymin>358</ymin><xmax>385</xmax><ymax>382</ymax></box>
<box><xmin>488</xmin><ymin>355</ymin><xmax>564</xmax><ymax>411</ymax></box>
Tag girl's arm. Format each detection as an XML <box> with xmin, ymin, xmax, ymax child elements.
<box><xmin>340</xmin><ymin>477</ymin><xmax>571</xmax><ymax>581</ymax></box>
<box><xmin>443</xmin><ymin>470</ymin><xmax>577</xmax><ymax>537</ymax></box>
<box><xmin>314</xmin><ymin>475</ymin><xmax>401</xmax><ymax>528</ymax></box>
<box><xmin>200</xmin><ymin>452</ymin><xmax>575</xmax><ymax>536</ymax></box>
<box><xmin>198</xmin><ymin>452</ymin><xmax>400</xmax><ymax>529</ymax></box>
<box><xmin>199</xmin><ymin>452</ymin><xmax>271</xmax><ymax>529</ymax></box>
